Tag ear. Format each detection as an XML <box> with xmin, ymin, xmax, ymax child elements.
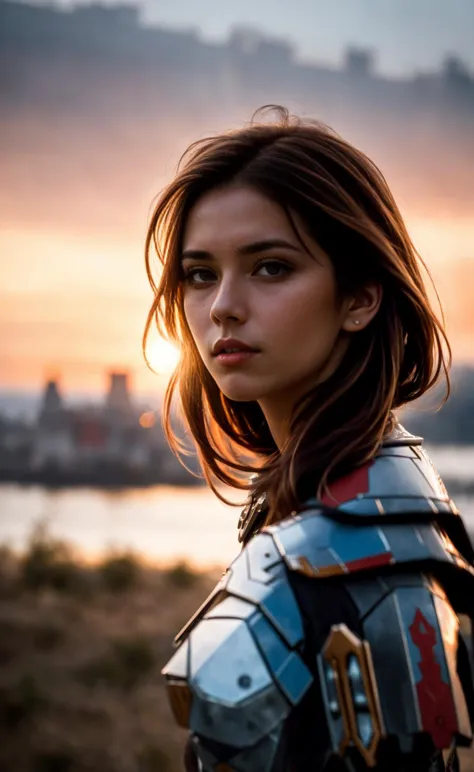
<box><xmin>341</xmin><ymin>282</ymin><xmax>383</xmax><ymax>332</ymax></box>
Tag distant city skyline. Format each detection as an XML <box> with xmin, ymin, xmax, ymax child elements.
<box><xmin>21</xmin><ymin>0</ymin><xmax>474</xmax><ymax>76</ymax></box>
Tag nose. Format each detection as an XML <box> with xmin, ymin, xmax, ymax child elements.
<box><xmin>210</xmin><ymin>275</ymin><xmax>248</xmax><ymax>325</ymax></box>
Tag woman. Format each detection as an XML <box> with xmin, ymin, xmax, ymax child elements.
<box><xmin>144</xmin><ymin>107</ymin><xmax>474</xmax><ymax>771</ymax></box>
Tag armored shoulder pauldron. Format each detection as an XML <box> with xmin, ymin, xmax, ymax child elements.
<box><xmin>239</xmin><ymin>426</ymin><xmax>473</xmax><ymax>563</ymax></box>
<box><xmin>164</xmin><ymin>511</ymin><xmax>474</xmax><ymax>770</ymax></box>
<box><xmin>163</xmin><ymin>428</ymin><xmax>474</xmax><ymax>771</ymax></box>
<box><xmin>163</xmin><ymin>531</ymin><xmax>314</xmax><ymax>771</ymax></box>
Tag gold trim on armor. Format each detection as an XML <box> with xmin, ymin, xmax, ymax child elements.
<box><xmin>166</xmin><ymin>680</ymin><xmax>192</xmax><ymax>728</ymax></box>
<box><xmin>322</xmin><ymin>624</ymin><xmax>385</xmax><ymax>768</ymax></box>
<box><xmin>292</xmin><ymin>555</ymin><xmax>346</xmax><ymax>578</ymax></box>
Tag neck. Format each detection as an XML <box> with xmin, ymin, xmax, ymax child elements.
<box><xmin>260</xmin><ymin>362</ymin><xmax>347</xmax><ymax>451</ymax></box>
<box><xmin>259</xmin><ymin>401</ymin><xmax>291</xmax><ymax>451</ymax></box>
<box><xmin>259</xmin><ymin>339</ymin><xmax>351</xmax><ymax>450</ymax></box>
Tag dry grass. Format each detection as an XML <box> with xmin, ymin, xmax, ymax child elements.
<box><xmin>0</xmin><ymin>542</ymin><xmax>215</xmax><ymax>772</ymax></box>
<box><xmin>0</xmin><ymin>537</ymin><xmax>473</xmax><ymax>771</ymax></box>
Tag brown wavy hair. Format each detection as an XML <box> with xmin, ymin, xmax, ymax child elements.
<box><xmin>143</xmin><ymin>106</ymin><xmax>451</xmax><ymax>525</ymax></box>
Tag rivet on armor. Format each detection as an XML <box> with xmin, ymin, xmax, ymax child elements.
<box><xmin>238</xmin><ymin>674</ymin><xmax>252</xmax><ymax>689</ymax></box>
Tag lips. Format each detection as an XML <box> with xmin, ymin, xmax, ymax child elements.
<box><xmin>212</xmin><ymin>338</ymin><xmax>259</xmax><ymax>356</ymax></box>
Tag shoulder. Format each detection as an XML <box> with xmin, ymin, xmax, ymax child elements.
<box><xmin>265</xmin><ymin>426</ymin><xmax>474</xmax><ymax>583</ymax></box>
<box><xmin>238</xmin><ymin>424</ymin><xmax>469</xmax><ymax>553</ymax></box>
<box><xmin>318</xmin><ymin>423</ymin><xmax>445</xmax><ymax>513</ymax></box>
<box><xmin>301</xmin><ymin>423</ymin><xmax>474</xmax><ymax>568</ymax></box>
<box><xmin>162</xmin><ymin>532</ymin><xmax>314</xmax><ymax>767</ymax></box>
<box><xmin>164</xmin><ymin>524</ymin><xmax>474</xmax><ymax>767</ymax></box>
<box><xmin>172</xmin><ymin>530</ymin><xmax>306</xmax><ymax>652</ymax></box>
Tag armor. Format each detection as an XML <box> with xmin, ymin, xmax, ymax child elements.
<box><xmin>162</xmin><ymin>427</ymin><xmax>474</xmax><ymax>771</ymax></box>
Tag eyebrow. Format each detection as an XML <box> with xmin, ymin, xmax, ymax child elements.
<box><xmin>180</xmin><ymin>238</ymin><xmax>302</xmax><ymax>262</ymax></box>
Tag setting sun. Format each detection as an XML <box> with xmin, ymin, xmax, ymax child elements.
<box><xmin>146</xmin><ymin>336</ymin><xmax>180</xmax><ymax>375</ymax></box>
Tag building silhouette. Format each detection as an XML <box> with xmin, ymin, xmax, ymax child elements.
<box><xmin>1</xmin><ymin>0</ymin><xmax>473</xmax><ymax>116</ymax></box>
<box><xmin>0</xmin><ymin>371</ymin><xmax>200</xmax><ymax>486</ymax></box>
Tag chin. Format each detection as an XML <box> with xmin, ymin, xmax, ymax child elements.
<box><xmin>219</xmin><ymin>387</ymin><xmax>260</xmax><ymax>403</ymax></box>
<box><xmin>216</xmin><ymin>377</ymin><xmax>265</xmax><ymax>403</ymax></box>
<box><xmin>219</xmin><ymin>378</ymin><xmax>283</xmax><ymax>405</ymax></box>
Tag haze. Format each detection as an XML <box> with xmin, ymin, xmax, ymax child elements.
<box><xmin>1</xmin><ymin>0</ymin><xmax>474</xmax><ymax>395</ymax></box>
<box><xmin>29</xmin><ymin>0</ymin><xmax>474</xmax><ymax>76</ymax></box>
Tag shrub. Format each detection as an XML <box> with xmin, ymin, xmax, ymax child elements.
<box><xmin>0</xmin><ymin>674</ymin><xmax>47</xmax><ymax>730</ymax></box>
<box><xmin>20</xmin><ymin>525</ymin><xmax>84</xmax><ymax>594</ymax></box>
<box><xmin>33</xmin><ymin>622</ymin><xmax>65</xmax><ymax>651</ymax></box>
<box><xmin>137</xmin><ymin>745</ymin><xmax>172</xmax><ymax>772</ymax></box>
<box><xmin>98</xmin><ymin>552</ymin><xmax>140</xmax><ymax>593</ymax></box>
<box><xmin>34</xmin><ymin>751</ymin><xmax>75</xmax><ymax>772</ymax></box>
<box><xmin>0</xmin><ymin>620</ymin><xmax>23</xmax><ymax>664</ymax></box>
<box><xmin>0</xmin><ymin>544</ymin><xmax>18</xmax><ymax>596</ymax></box>
<box><xmin>111</xmin><ymin>638</ymin><xmax>155</xmax><ymax>689</ymax></box>
<box><xmin>77</xmin><ymin>637</ymin><xmax>156</xmax><ymax>692</ymax></box>
<box><xmin>165</xmin><ymin>561</ymin><xmax>198</xmax><ymax>589</ymax></box>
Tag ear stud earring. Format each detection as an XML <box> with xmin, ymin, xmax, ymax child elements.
<box><xmin>354</xmin><ymin>320</ymin><xmax>361</xmax><ymax>325</ymax></box>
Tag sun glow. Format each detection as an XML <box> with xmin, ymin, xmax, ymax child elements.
<box><xmin>146</xmin><ymin>337</ymin><xmax>180</xmax><ymax>375</ymax></box>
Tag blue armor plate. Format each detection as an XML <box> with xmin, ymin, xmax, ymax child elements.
<box><xmin>163</xmin><ymin>427</ymin><xmax>474</xmax><ymax>771</ymax></box>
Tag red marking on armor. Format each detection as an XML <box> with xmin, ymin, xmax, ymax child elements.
<box><xmin>409</xmin><ymin>608</ymin><xmax>458</xmax><ymax>748</ymax></box>
<box><xmin>346</xmin><ymin>552</ymin><xmax>393</xmax><ymax>572</ymax></box>
<box><xmin>321</xmin><ymin>463</ymin><xmax>372</xmax><ymax>506</ymax></box>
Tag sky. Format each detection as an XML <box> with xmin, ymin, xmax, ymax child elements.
<box><xmin>36</xmin><ymin>0</ymin><xmax>474</xmax><ymax>76</ymax></box>
<box><xmin>2</xmin><ymin>0</ymin><xmax>474</xmax><ymax>399</ymax></box>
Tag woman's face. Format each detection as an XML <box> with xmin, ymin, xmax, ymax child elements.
<box><xmin>181</xmin><ymin>184</ymin><xmax>355</xmax><ymax>419</ymax></box>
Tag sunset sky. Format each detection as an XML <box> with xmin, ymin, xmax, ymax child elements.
<box><xmin>2</xmin><ymin>202</ymin><xmax>473</xmax><ymax>397</ymax></box>
<box><xmin>1</xmin><ymin>111</ymin><xmax>474</xmax><ymax>396</ymax></box>
<box><xmin>2</xmin><ymin>1</ymin><xmax>474</xmax><ymax>399</ymax></box>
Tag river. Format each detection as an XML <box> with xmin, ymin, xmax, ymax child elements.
<box><xmin>1</xmin><ymin>445</ymin><xmax>473</xmax><ymax>568</ymax></box>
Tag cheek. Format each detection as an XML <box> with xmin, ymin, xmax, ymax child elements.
<box><xmin>183</xmin><ymin>295</ymin><xmax>200</xmax><ymax>334</ymax></box>
<box><xmin>183</xmin><ymin>295</ymin><xmax>209</xmax><ymax>352</ymax></box>
<box><xmin>273</xmin><ymin>279</ymin><xmax>341</xmax><ymax>346</ymax></box>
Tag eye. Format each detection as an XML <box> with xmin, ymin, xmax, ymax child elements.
<box><xmin>254</xmin><ymin>260</ymin><xmax>292</xmax><ymax>278</ymax></box>
<box><xmin>183</xmin><ymin>267</ymin><xmax>216</xmax><ymax>285</ymax></box>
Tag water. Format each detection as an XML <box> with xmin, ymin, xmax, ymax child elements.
<box><xmin>0</xmin><ymin>484</ymin><xmax>241</xmax><ymax>569</ymax></box>
<box><xmin>0</xmin><ymin>445</ymin><xmax>473</xmax><ymax>568</ymax></box>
